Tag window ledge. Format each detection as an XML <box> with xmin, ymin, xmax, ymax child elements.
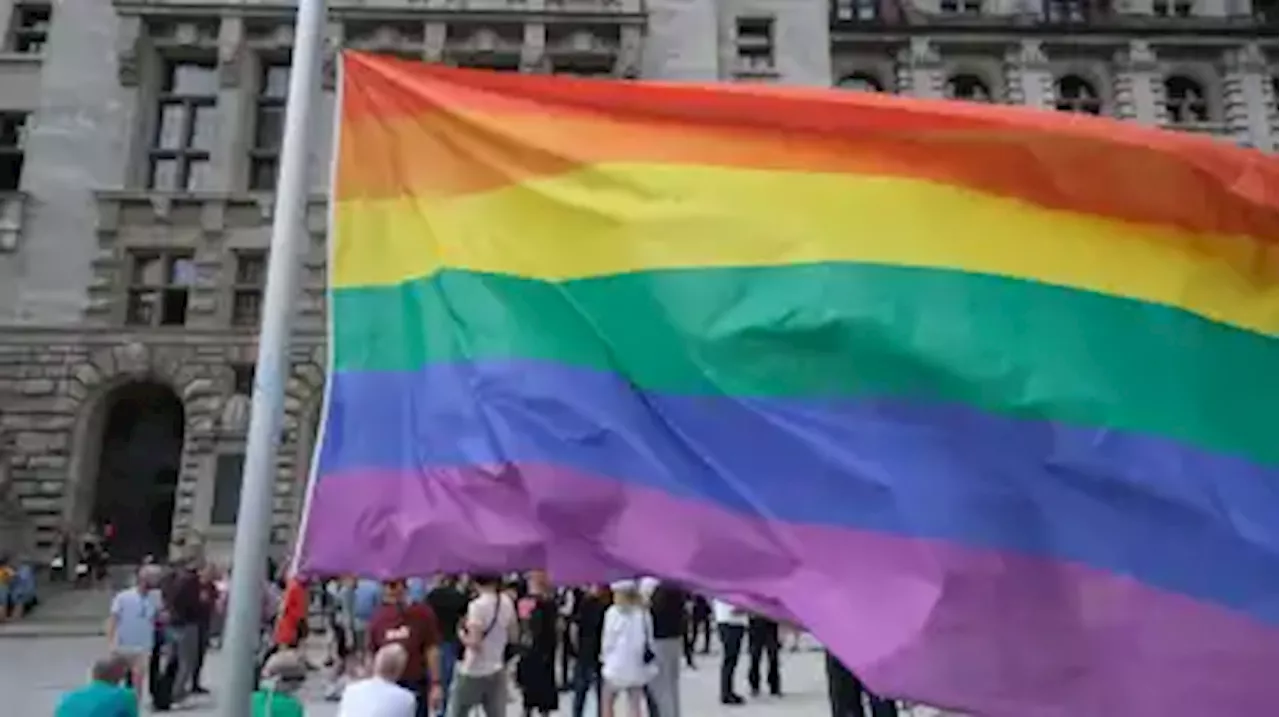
<box><xmin>94</xmin><ymin>189</ymin><xmax>328</xmax><ymax>237</ymax></box>
<box><xmin>1162</xmin><ymin>121</ymin><xmax>1233</xmax><ymax>137</ymax></box>
<box><xmin>0</xmin><ymin>190</ymin><xmax>29</xmax><ymax>253</ymax></box>
<box><xmin>0</xmin><ymin>52</ymin><xmax>44</xmax><ymax>67</ymax></box>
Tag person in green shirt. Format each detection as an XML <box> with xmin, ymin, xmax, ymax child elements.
<box><xmin>252</xmin><ymin>649</ymin><xmax>308</xmax><ymax>717</ymax></box>
<box><xmin>55</xmin><ymin>654</ymin><xmax>138</xmax><ymax>717</ymax></box>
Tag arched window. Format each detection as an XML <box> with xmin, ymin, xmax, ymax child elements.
<box><xmin>1164</xmin><ymin>75</ymin><xmax>1209</xmax><ymax>124</ymax></box>
<box><xmin>945</xmin><ymin>74</ymin><xmax>993</xmax><ymax>102</ymax></box>
<box><xmin>837</xmin><ymin>73</ymin><xmax>884</xmax><ymax>92</ymax></box>
<box><xmin>1054</xmin><ymin>75</ymin><xmax>1102</xmax><ymax>115</ymax></box>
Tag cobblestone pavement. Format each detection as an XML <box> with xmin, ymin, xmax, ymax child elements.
<box><xmin>2</xmin><ymin>636</ymin><xmax>845</xmax><ymax>716</ymax></box>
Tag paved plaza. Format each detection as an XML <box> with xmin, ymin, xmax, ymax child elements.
<box><xmin>2</xmin><ymin>634</ymin><xmax>839</xmax><ymax>716</ymax></box>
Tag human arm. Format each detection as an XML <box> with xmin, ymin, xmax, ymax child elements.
<box><xmin>105</xmin><ymin>594</ymin><xmax>120</xmax><ymax>646</ymax></box>
<box><xmin>421</xmin><ymin>607</ymin><xmax>443</xmax><ymax>709</ymax></box>
<box><xmin>600</xmin><ymin>606</ymin><xmax>619</xmax><ymax>658</ymax></box>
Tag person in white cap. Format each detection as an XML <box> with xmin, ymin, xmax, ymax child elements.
<box><xmin>600</xmin><ymin>580</ymin><xmax>658</xmax><ymax>717</ymax></box>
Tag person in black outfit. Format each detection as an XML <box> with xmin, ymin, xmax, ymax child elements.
<box><xmin>716</xmin><ymin>602</ymin><xmax>748</xmax><ymax>706</ymax></box>
<box><xmin>189</xmin><ymin>565</ymin><xmax>218</xmax><ymax>695</ymax></box>
<box><xmin>688</xmin><ymin>596</ymin><xmax>712</xmax><ymax>654</ymax></box>
<box><xmin>516</xmin><ymin>570</ymin><xmax>559</xmax><ymax>717</ymax></box>
<box><xmin>557</xmin><ymin>587</ymin><xmax>577</xmax><ymax>692</ymax></box>
<box><xmin>426</xmin><ymin>575</ymin><xmax>469</xmax><ymax>710</ymax></box>
<box><xmin>568</xmin><ymin>584</ymin><xmax>608</xmax><ymax>717</ymax></box>
<box><xmin>746</xmin><ymin>614</ymin><xmax>782</xmax><ymax>697</ymax></box>
<box><xmin>825</xmin><ymin>650</ymin><xmax>898</xmax><ymax>717</ymax></box>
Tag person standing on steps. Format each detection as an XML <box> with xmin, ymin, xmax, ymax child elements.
<box><xmin>713</xmin><ymin>599</ymin><xmax>748</xmax><ymax>706</ymax></box>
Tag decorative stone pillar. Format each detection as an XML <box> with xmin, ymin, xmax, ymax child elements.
<box><xmin>896</xmin><ymin>37</ymin><xmax>943</xmax><ymax>98</ymax></box>
<box><xmin>1220</xmin><ymin>44</ymin><xmax>1273</xmax><ymax>150</ymax></box>
<box><xmin>213</xmin><ymin>17</ymin><xmax>248</xmax><ymax>192</ymax></box>
<box><xmin>0</xmin><ymin>0</ymin><xmax>16</xmax><ymax>50</ymax></box>
<box><xmin>521</xmin><ymin>22</ymin><xmax>546</xmax><ymax>73</ymax></box>
<box><xmin>616</xmin><ymin>26</ymin><xmax>644</xmax><ymax>79</ymax></box>
<box><xmin>1112</xmin><ymin>40</ymin><xmax>1161</xmax><ymax>125</ymax></box>
<box><xmin>424</xmin><ymin>22</ymin><xmax>447</xmax><ymax>63</ymax></box>
<box><xmin>1003</xmin><ymin>39</ymin><xmax>1054</xmax><ymax>109</ymax></box>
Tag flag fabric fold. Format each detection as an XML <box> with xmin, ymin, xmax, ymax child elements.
<box><xmin>300</xmin><ymin>51</ymin><xmax>1278</xmax><ymax>716</ymax></box>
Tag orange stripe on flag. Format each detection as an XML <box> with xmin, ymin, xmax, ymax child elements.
<box><xmin>337</xmin><ymin>51</ymin><xmax>1277</xmax><ymax>245</ymax></box>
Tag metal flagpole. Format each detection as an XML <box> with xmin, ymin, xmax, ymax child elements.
<box><xmin>218</xmin><ymin>0</ymin><xmax>329</xmax><ymax>714</ymax></box>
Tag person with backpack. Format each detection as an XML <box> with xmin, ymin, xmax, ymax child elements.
<box><xmin>446</xmin><ymin>574</ymin><xmax>517</xmax><ymax>717</ymax></box>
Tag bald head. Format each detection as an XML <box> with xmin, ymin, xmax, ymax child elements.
<box><xmin>372</xmin><ymin>643</ymin><xmax>408</xmax><ymax>681</ymax></box>
<box><xmin>91</xmin><ymin>654</ymin><xmax>130</xmax><ymax>685</ymax></box>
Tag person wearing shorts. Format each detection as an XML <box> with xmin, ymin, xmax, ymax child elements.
<box><xmin>107</xmin><ymin>565</ymin><xmax>163</xmax><ymax>698</ymax></box>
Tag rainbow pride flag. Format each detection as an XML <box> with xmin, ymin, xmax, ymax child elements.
<box><xmin>299</xmin><ymin>52</ymin><xmax>1278</xmax><ymax>715</ymax></box>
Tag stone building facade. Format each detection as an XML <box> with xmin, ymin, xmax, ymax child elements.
<box><xmin>0</xmin><ymin>0</ymin><xmax>1275</xmax><ymax>562</ymax></box>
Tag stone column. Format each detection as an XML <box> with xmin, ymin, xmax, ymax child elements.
<box><xmin>1196</xmin><ymin>0</ymin><xmax>1229</xmax><ymax>16</ymax></box>
<box><xmin>1220</xmin><ymin>44</ymin><xmax>1274</xmax><ymax>150</ymax></box>
<box><xmin>0</xmin><ymin>0</ymin><xmax>15</xmax><ymax>45</ymax></box>
<box><xmin>1112</xmin><ymin>40</ymin><xmax>1161</xmax><ymax>125</ymax></box>
<box><xmin>424</xmin><ymin>21</ymin><xmax>447</xmax><ymax>63</ymax></box>
<box><xmin>521</xmin><ymin>22</ymin><xmax>546</xmax><ymax>73</ymax></box>
<box><xmin>213</xmin><ymin>16</ymin><xmax>248</xmax><ymax>192</ymax></box>
<box><xmin>1003</xmin><ymin>39</ymin><xmax>1053</xmax><ymax>109</ymax></box>
<box><xmin>642</xmin><ymin>0</ymin><xmax>719</xmax><ymax>81</ymax></box>
<box><xmin>896</xmin><ymin>37</ymin><xmax>943</xmax><ymax>98</ymax></box>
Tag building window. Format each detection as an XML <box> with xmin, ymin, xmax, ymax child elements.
<box><xmin>249</xmin><ymin>62</ymin><xmax>289</xmax><ymax>191</ymax></box>
<box><xmin>1164</xmin><ymin>76</ymin><xmax>1210</xmax><ymax>125</ymax></box>
<box><xmin>837</xmin><ymin>73</ymin><xmax>885</xmax><ymax>92</ymax></box>
<box><xmin>6</xmin><ymin>2</ymin><xmax>51</xmax><ymax>54</ymax></box>
<box><xmin>734</xmin><ymin>17</ymin><xmax>775</xmax><ymax>72</ymax></box>
<box><xmin>149</xmin><ymin>59</ymin><xmax>217</xmax><ymax>191</ymax></box>
<box><xmin>834</xmin><ymin>0</ymin><xmax>880</xmax><ymax>21</ymax></box>
<box><xmin>0</xmin><ymin>113</ymin><xmax>27</xmax><ymax>191</ymax></box>
<box><xmin>1044</xmin><ymin>0</ymin><xmax>1091</xmax><ymax>21</ymax></box>
<box><xmin>125</xmin><ymin>250</ymin><xmax>195</xmax><ymax>326</ymax></box>
<box><xmin>939</xmin><ymin>0</ymin><xmax>984</xmax><ymax>12</ymax></box>
<box><xmin>231</xmin><ymin>363</ymin><xmax>255</xmax><ymax>395</ymax></box>
<box><xmin>1152</xmin><ymin>0</ymin><xmax>1193</xmax><ymax>15</ymax></box>
<box><xmin>945</xmin><ymin>74</ymin><xmax>993</xmax><ymax>102</ymax></box>
<box><xmin>1054</xmin><ymin>75</ymin><xmax>1102</xmax><ymax>115</ymax></box>
<box><xmin>231</xmin><ymin>250</ymin><xmax>267</xmax><ymax>327</ymax></box>
<box><xmin>210</xmin><ymin>453</ymin><xmax>245</xmax><ymax>526</ymax></box>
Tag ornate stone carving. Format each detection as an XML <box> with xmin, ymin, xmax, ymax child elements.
<box><xmin>115</xmin><ymin>16</ymin><xmax>144</xmax><ymax>88</ymax></box>
<box><xmin>219</xmin><ymin>394</ymin><xmax>252</xmax><ymax>434</ymax></box>
<box><xmin>218</xmin><ymin>17</ymin><xmax>246</xmax><ymax>89</ymax></box>
<box><xmin>1221</xmin><ymin>43</ymin><xmax>1266</xmax><ymax>74</ymax></box>
<box><xmin>1113</xmin><ymin>40</ymin><xmax>1159</xmax><ymax>73</ymax></box>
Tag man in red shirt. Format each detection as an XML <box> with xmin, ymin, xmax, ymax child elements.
<box><xmin>367</xmin><ymin>579</ymin><xmax>443</xmax><ymax>717</ymax></box>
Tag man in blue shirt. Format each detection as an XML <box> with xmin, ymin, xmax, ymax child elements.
<box><xmin>55</xmin><ymin>654</ymin><xmax>138</xmax><ymax>717</ymax></box>
<box><xmin>351</xmin><ymin>578</ymin><xmax>383</xmax><ymax>660</ymax></box>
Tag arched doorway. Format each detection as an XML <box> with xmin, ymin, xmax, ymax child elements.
<box><xmin>90</xmin><ymin>381</ymin><xmax>185</xmax><ymax>563</ymax></box>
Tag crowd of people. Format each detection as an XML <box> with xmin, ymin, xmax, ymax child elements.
<box><xmin>56</xmin><ymin>561</ymin><xmax>904</xmax><ymax>716</ymax></box>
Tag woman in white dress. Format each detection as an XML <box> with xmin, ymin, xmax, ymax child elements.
<box><xmin>600</xmin><ymin>580</ymin><xmax>659</xmax><ymax>717</ymax></box>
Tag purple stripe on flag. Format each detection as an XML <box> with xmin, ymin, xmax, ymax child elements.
<box><xmin>298</xmin><ymin>463</ymin><xmax>1276</xmax><ymax>717</ymax></box>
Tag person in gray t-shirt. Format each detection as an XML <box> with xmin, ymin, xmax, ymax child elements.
<box><xmin>107</xmin><ymin>565</ymin><xmax>163</xmax><ymax>694</ymax></box>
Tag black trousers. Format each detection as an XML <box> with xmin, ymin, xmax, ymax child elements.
<box><xmin>397</xmin><ymin>677</ymin><xmax>431</xmax><ymax>717</ymax></box>
<box><xmin>559</xmin><ymin>620</ymin><xmax>574</xmax><ymax>687</ymax></box>
<box><xmin>688</xmin><ymin>614</ymin><xmax>712</xmax><ymax>653</ymax></box>
<box><xmin>747</xmin><ymin>617</ymin><xmax>781</xmax><ymax>695</ymax></box>
<box><xmin>717</xmin><ymin>623</ymin><xmax>745</xmax><ymax>700</ymax></box>
<box><xmin>825</xmin><ymin>651</ymin><xmax>898</xmax><ymax>717</ymax></box>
